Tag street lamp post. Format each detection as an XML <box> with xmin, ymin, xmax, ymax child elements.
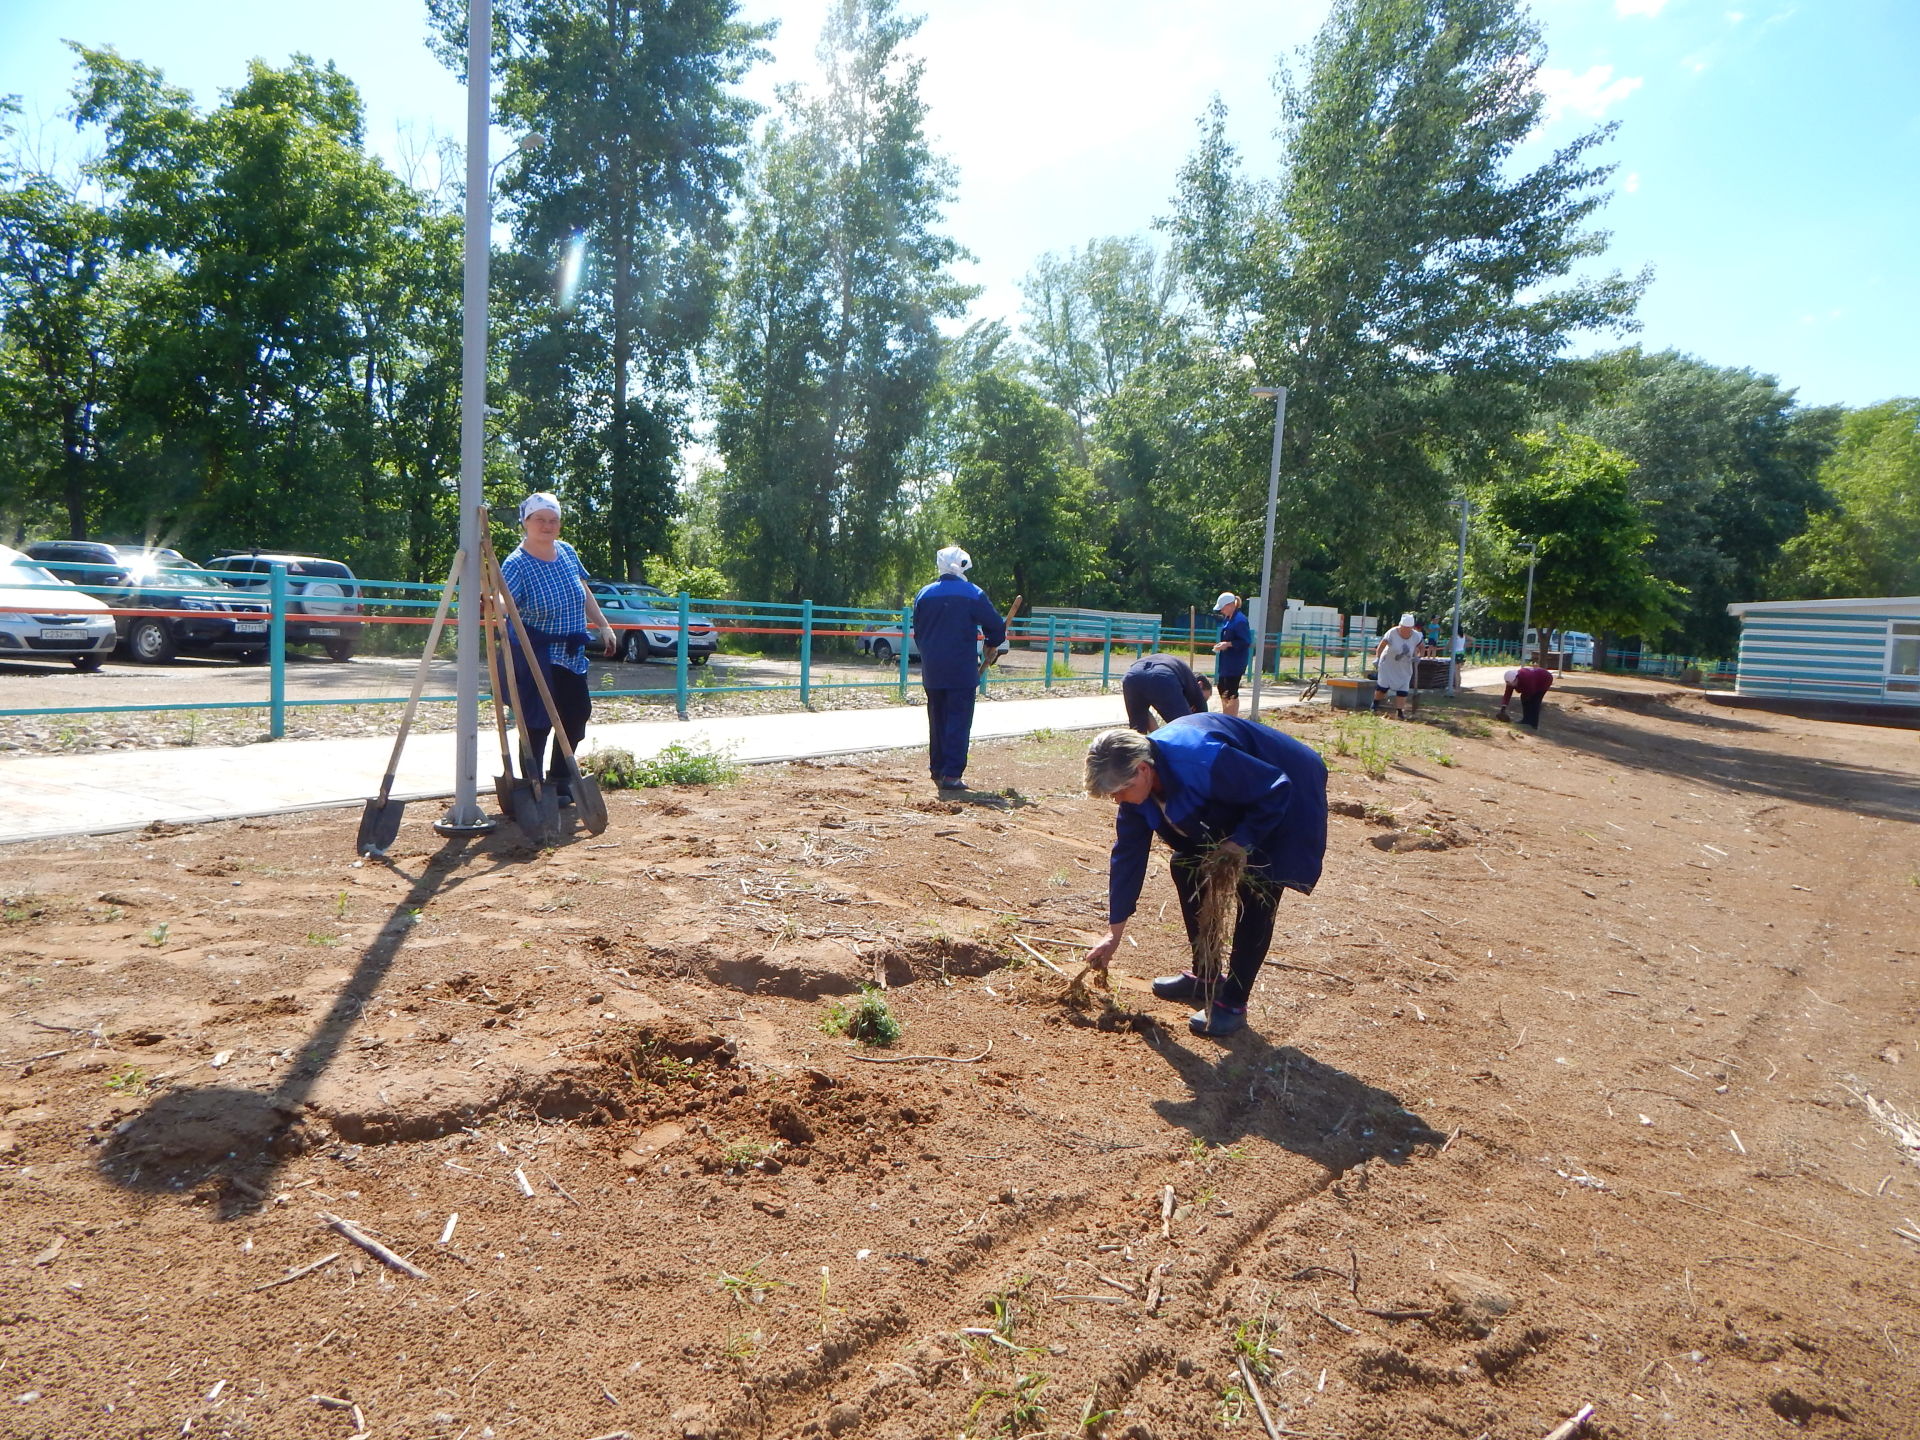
<box><xmin>1520</xmin><ymin>541</ymin><xmax>1539</xmax><ymax>665</ymax></box>
<box><xmin>1447</xmin><ymin>495</ymin><xmax>1469</xmax><ymax>697</ymax></box>
<box><xmin>436</xmin><ymin>0</ymin><xmax>496</xmax><ymax>837</ymax></box>
<box><xmin>1247</xmin><ymin>385</ymin><xmax>1287</xmax><ymax>721</ymax></box>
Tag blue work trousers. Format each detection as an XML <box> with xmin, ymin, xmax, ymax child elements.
<box><xmin>924</xmin><ymin>685</ymin><xmax>978</xmax><ymax>783</ymax></box>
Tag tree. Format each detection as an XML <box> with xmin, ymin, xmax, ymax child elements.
<box><xmin>0</xmin><ymin>113</ymin><xmax>120</xmax><ymax>539</ymax></box>
<box><xmin>1474</xmin><ymin>429</ymin><xmax>1678</xmax><ymax>660</ymax></box>
<box><xmin>431</xmin><ymin>0</ymin><xmax>769</xmax><ymax>582</ymax></box>
<box><xmin>1020</xmin><ymin>236</ymin><xmax>1178</xmax><ymax>463</ymax></box>
<box><xmin>1169</xmin><ymin>0</ymin><xmax>1643</xmax><ymax>638</ymax></box>
<box><xmin>1778</xmin><ymin>399</ymin><xmax>1920</xmax><ymax>599</ymax></box>
<box><xmin>936</xmin><ymin>366</ymin><xmax>1096</xmax><ymax>604</ymax></box>
<box><xmin>72</xmin><ymin>48</ymin><xmax>438</xmax><ymax>561</ymax></box>
<box><xmin>1577</xmin><ymin>348</ymin><xmax>1839</xmax><ymax>651</ymax></box>
<box><xmin>711</xmin><ymin>0</ymin><xmax>971</xmax><ymax>606</ymax></box>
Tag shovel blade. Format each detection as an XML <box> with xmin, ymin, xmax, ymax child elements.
<box><xmin>493</xmin><ymin>771</ymin><xmax>518</xmax><ymax>813</ymax></box>
<box><xmin>509</xmin><ymin>782</ymin><xmax>562</xmax><ymax>844</ymax></box>
<box><xmin>572</xmin><ymin>772</ymin><xmax>610</xmax><ymax>835</ymax></box>
<box><xmin>356</xmin><ymin>794</ymin><xmax>404</xmax><ymax>857</ymax></box>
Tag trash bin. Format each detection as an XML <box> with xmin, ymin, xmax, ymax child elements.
<box><xmin>1414</xmin><ymin>657</ymin><xmax>1450</xmax><ymax>691</ymax></box>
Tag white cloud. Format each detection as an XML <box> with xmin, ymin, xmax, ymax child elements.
<box><xmin>1624</xmin><ymin>171</ymin><xmax>1641</xmax><ymax>193</ymax></box>
<box><xmin>1534</xmin><ymin>65</ymin><xmax>1645</xmax><ymax>123</ymax></box>
<box><xmin>1726</xmin><ymin>9</ymin><xmax>1747</xmax><ymax>21</ymax></box>
<box><xmin>1616</xmin><ymin>0</ymin><xmax>1670</xmax><ymax>15</ymax></box>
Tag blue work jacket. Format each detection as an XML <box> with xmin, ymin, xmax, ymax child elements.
<box><xmin>1107</xmin><ymin>713</ymin><xmax>1327</xmax><ymax>924</ymax></box>
<box><xmin>911</xmin><ymin>575</ymin><xmax>1007</xmax><ymax>689</ymax></box>
<box><xmin>1216</xmin><ymin>609</ymin><xmax>1252</xmax><ymax>680</ymax></box>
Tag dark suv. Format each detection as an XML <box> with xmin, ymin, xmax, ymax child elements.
<box><xmin>24</xmin><ymin>541</ymin><xmax>271</xmax><ymax>663</ymax></box>
<box><xmin>206</xmin><ymin>553</ymin><xmax>365</xmax><ymax>661</ymax></box>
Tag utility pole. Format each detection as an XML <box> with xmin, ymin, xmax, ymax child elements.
<box><xmin>437</xmin><ymin>0</ymin><xmax>495</xmax><ymax>837</ymax></box>
<box><xmin>1447</xmin><ymin>495</ymin><xmax>1469</xmax><ymax>697</ymax></box>
<box><xmin>1520</xmin><ymin>541</ymin><xmax>1539</xmax><ymax>665</ymax></box>
<box><xmin>1247</xmin><ymin>385</ymin><xmax>1287</xmax><ymax>720</ymax></box>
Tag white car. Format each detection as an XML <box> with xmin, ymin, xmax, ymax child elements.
<box><xmin>0</xmin><ymin>545</ymin><xmax>118</xmax><ymax>670</ymax></box>
<box><xmin>1522</xmin><ymin>628</ymin><xmax>1595</xmax><ymax>665</ymax></box>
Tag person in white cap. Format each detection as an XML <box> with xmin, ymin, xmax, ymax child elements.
<box><xmin>910</xmin><ymin>545</ymin><xmax>1008</xmax><ymax>791</ymax></box>
<box><xmin>500</xmin><ymin>492</ymin><xmax>617</xmax><ymax>804</ymax></box>
<box><xmin>1210</xmin><ymin>591</ymin><xmax>1251</xmax><ymax>717</ymax></box>
<box><xmin>1372</xmin><ymin>612</ymin><xmax>1423</xmax><ymax>719</ymax></box>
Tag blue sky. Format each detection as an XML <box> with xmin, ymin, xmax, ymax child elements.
<box><xmin>2</xmin><ymin>0</ymin><xmax>1914</xmax><ymax>409</ymax></box>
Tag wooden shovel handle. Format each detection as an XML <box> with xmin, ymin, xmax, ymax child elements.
<box><xmin>375</xmin><ymin>549</ymin><xmax>463</xmax><ymax>801</ymax></box>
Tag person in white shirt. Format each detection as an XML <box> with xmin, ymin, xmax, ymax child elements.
<box><xmin>1373</xmin><ymin>613</ymin><xmax>1422</xmax><ymax>719</ymax></box>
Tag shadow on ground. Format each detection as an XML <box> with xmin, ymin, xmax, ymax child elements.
<box><xmin>1546</xmin><ymin>698</ymin><xmax>1920</xmax><ymax>824</ymax></box>
<box><xmin>96</xmin><ymin>827</ymin><xmax>559</xmax><ymax>1218</ymax></box>
<box><xmin>1146</xmin><ymin>1028</ymin><xmax>1446</xmax><ymax>1173</ymax></box>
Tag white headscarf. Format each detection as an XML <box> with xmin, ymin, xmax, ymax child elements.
<box><xmin>937</xmin><ymin>545</ymin><xmax>972</xmax><ymax>578</ymax></box>
<box><xmin>1398</xmin><ymin>612</ymin><xmax>1417</xmax><ymax>628</ymax></box>
<box><xmin>519</xmin><ymin>492</ymin><xmax>562</xmax><ymax>522</ymax></box>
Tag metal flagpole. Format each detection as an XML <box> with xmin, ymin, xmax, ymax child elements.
<box><xmin>438</xmin><ymin>0</ymin><xmax>495</xmax><ymax>836</ymax></box>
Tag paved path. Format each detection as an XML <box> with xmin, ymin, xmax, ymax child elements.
<box><xmin>0</xmin><ymin>693</ymin><xmax>1136</xmax><ymax>846</ymax></box>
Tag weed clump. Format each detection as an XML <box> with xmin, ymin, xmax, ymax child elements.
<box><xmin>585</xmin><ymin>741</ymin><xmax>739</xmax><ymax>789</ymax></box>
<box><xmin>821</xmin><ymin>986</ymin><xmax>902</xmax><ymax>1047</ymax></box>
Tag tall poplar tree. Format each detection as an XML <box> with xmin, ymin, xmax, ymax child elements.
<box><xmin>711</xmin><ymin>0</ymin><xmax>971</xmax><ymax>606</ymax></box>
<box><xmin>432</xmin><ymin>0</ymin><xmax>767</xmax><ymax>581</ymax></box>
<box><xmin>1168</xmin><ymin>0</ymin><xmax>1643</xmax><ymax>629</ymax></box>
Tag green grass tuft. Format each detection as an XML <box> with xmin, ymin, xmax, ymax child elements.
<box><xmin>585</xmin><ymin>741</ymin><xmax>740</xmax><ymax>789</ymax></box>
<box><xmin>820</xmin><ymin>985</ymin><xmax>902</xmax><ymax>1047</ymax></box>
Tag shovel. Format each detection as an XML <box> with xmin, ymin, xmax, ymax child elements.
<box><xmin>356</xmin><ymin>550</ymin><xmax>463</xmax><ymax>857</ymax></box>
<box><xmin>481</xmin><ymin>586</ymin><xmax>522</xmax><ymax>813</ymax></box>
<box><xmin>980</xmin><ymin>594</ymin><xmax>1024</xmax><ymax>681</ymax></box>
<box><xmin>480</xmin><ymin>542</ymin><xmax>563</xmax><ymax>843</ymax></box>
<box><xmin>488</xmin><ymin>541</ymin><xmax>609</xmax><ymax>836</ymax></box>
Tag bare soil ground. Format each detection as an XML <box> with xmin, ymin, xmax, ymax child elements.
<box><xmin>2</xmin><ymin>679</ymin><xmax>1917</xmax><ymax>1440</ymax></box>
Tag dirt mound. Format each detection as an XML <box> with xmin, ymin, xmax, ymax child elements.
<box><xmin>2</xmin><ymin>709</ymin><xmax>1917</xmax><ymax>1438</ymax></box>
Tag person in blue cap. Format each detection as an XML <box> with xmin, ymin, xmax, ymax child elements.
<box><xmin>1210</xmin><ymin>591</ymin><xmax>1251</xmax><ymax>717</ymax></box>
<box><xmin>911</xmin><ymin>545</ymin><xmax>1008</xmax><ymax>792</ymax></box>
<box><xmin>1080</xmin><ymin>715</ymin><xmax>1327</xmax><ymax>1038</ymax></box>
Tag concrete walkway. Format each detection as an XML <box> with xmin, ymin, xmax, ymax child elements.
<box><xmin>0</xmin><ymin>692</ymin><xmax>1136</xmax><ymax>846</ymax></box>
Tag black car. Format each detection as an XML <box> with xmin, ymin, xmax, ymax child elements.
<box><xmin>206</xmin><ymin>552</ymin><xmax>365</xmax><ymax>661</ymax></box>
<box><xmin>24</xmin><ymin>541</ymin><xmax>271</xmax><ymax>663</ymax></box>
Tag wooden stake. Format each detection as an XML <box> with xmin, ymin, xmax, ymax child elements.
<box><xmin>1012</xmin><ymin>936</ymin><xmax>1069</xmax><ymax>978</ymax></box>
<box><xmin>847</xmin><ymin>1042</ymin><xmax>993</xmax><ymax>1065</ymax></box>
<box><xmin>1541</xmin><ymin>1403</ymin><xmax>1596</xmax><ymax>1440</ymax></box>
<box><xmin>1160</xmin><ymin>1185</ymin><xmax>1176</xmax><ymax>1239</ymax></box>
<box><xmin>1237</xmin><ymin>1355</ymin><xmax>1284</xmax><ymax>1440</ymax></box>
<box><xmin>318</xmin><ymin>1213</ymin><xmax>429</xmax><ymax>1281</ymax></box>
<box><xmin>250</xmin><ymin>1251</ymin><xmax>341</xmax><ymax>1293</ymax></box>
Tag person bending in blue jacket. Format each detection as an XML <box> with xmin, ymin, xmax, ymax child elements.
<box><xmin>1081</xmin><ymin>715</ymin><xmax>1327</xmax><ymax>1038</ymax></box>
<box><xmin>1121</xmin><ymin>653</ymin><xmax>1212</xmax><ymax>732</ymax></box>
<box><xmin>911</xmin><ymin>546</ymin><xmax>1008</xmax><ymax>792</ymax></box>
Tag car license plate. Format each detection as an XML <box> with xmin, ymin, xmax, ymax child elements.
<box><xmin>38</xmin><ymin>628</ymin><xmax>87</xmax><ymax>640</ymax></box>
<box><xmin>233</xmin><ymin>622</ymin><xmax>267</xmax><ymax>634</ymax></box>
<box><xmin>308</xmin><ymin>627</ymin><xmax>340</xmax><ymax>637</ymax></box>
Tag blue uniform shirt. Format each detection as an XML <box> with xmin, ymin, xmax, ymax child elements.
<box><xmin>911</xmin><ymin>575</ymin><xmax>1008</xmax><ymax>689</ymax></box>
<box><xmin>1107</xmin><ymin>713</ymin><xmax>1327</xmax><ymax>924</ymax></box>
<box><xmin>1215</xmin><ymin>609</ymin><xmax>1252</xmax><ymax>680</ymax></box>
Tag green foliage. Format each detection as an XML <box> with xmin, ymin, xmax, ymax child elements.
<box><xmin>820</xmin><ymin>985</ymin><xmax>902</xmax><ymax>1047</ymax></box>
<box><xmin>1169</xmin><ymin>0</ymin><xmax>1643</xmax><ymax>610</ymax></box>
<box><xmin>711</xmin><ymin>0</ymin><xmax>972</xmax><ymax>607</ymax></box>
<box><xmin>432</xmin><ymin>0</ymin><xmax>769</xmax><ymax>585</ymax></box>
<box><xmin>1575</xmin><ymin>348</ymin><xmax>1840</xmax><ymax>651</ymax></box>
<box><xmin>1778</xmin><ymin>398</ymin><xmax>1920</xmax><ymax>599</ymax></box>
<box><xmin>1475</xmin><ymin>429</ymin><xmax>1681</xmax><ymax>645</ymax></box>
<box><xmin>584</xmin><ymin>741</ymin><xmax>739</xmax><ymax>788</ymax></box>
<box><xmin>937</xmin><ymin>367</ymin><xmax>1100</xmax><ymax>604</ymax></box>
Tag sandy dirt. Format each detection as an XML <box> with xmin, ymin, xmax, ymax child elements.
<box><xmin>1</xmin><ymin>679</ymin><xmax>1917</xmax><ymax>1440</ymax></box>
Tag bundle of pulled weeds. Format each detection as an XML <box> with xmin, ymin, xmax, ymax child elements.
<box><xmin>1191</xmin><ymin>843</ymin><xmax>1246</xmax><ymax>992</ymax></box>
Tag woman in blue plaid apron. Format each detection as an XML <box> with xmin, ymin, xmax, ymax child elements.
<box><xmin>501</xmin><ymin>493</ymin><xmax>617</xmax><ymax>804</ymax></box>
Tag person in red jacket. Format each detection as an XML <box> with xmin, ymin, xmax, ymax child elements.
<box><xmin>1497</xmin><ymin>663</ymin><xmax>1555</xmax><ymax>729</ymax></box>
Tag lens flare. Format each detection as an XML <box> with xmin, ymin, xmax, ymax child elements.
<box><xmin>557</xmin><ymin>232</ymin><xmax>587</xmax><ymax>312</ymax></box>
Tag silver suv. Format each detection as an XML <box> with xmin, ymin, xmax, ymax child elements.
<box><xmin>207</xmin><ymin>553</ymin><xmax>365</xmax><ymax>661</ymax></box>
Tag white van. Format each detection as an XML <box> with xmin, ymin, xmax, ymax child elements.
<box><xmin>1521</xmin><ymin>628</ymin><xmax>1595</xmax><ymax>665</ymax></box>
